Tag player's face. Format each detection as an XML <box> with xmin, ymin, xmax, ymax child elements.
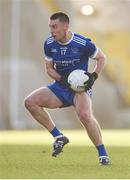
<box><xmin>49</xmin><ymin>19</ymin><xmax>69</xmax><ymax>42</ymax></box>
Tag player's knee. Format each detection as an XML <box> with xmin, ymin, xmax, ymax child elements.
<box><xmin>78</xmin><ymin>109</ymin><xmax>92</xmax><ymax>123</ymax></box>
<box><xmin>24</xmin><ymin>96</ymin><xmax>36</xmax><ymax>110</ymax></box>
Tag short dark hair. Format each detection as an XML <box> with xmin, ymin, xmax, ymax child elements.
<box><xmin>50</xmin><ymin>12</ymin><xmax>69</xmax><ymax>23</ymax></box>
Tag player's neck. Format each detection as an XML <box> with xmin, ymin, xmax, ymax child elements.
<box><xmin>59</xmin><ymin>31</ymin><xmax>72</xmax><ymax>43</ymax></box>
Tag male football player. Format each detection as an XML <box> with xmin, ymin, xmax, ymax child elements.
<box><xmin>24</xmin><ymin>12</ymin><xmax>111</xmax><ymax>165</ymax></box>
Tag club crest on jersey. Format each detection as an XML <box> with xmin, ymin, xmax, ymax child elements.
<box><xmin>71</xmin><ymin>47</ymin><xmax>79</xmax><ymax>54</ymax></box>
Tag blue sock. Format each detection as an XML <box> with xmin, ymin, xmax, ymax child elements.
<box><xmin>50</xmin><ymin>127</ymin><xmax>62</xmax><ymax>138</ymax></box>
<box><xmin>96</xmin><ymin>144</ymin><xmax>108</xmax><ymax>157</ymax></box>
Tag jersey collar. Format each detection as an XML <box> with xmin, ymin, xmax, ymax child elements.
<box><xmin>57</xmin><ymin>32</ymin><xmax>74</xmax><ymax>45</ymax></box>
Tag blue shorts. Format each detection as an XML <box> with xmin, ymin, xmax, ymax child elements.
<box><xmin>47</xmin><ymin>81</ymin><xmax>92</xmax><ymax>107</ymax></box>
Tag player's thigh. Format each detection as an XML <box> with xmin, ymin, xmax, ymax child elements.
<box><xmin>25</xmin><ymin>87</ymin><xmax>63</xmax><ymax>108</ymax></box>
<box><xmin>73</xmin><ymin>92</ymin><xmax>93</xmax><ymax>114</ymax></box>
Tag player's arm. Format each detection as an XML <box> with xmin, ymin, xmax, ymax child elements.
<box><xmin>45</xmin><ymin>60</ymin><xmax>70</xmax><ymax>87</ymax></box>
<box><xmin>85</xmin><ymin>48</ymin><xmax>106</xmax><ymax>90</ymax></box>
<box><xmin>44</xmin><ymin>41</ymin><xmax>62</xmax><ymax>81</ymax></box>
<box><xmin>45</xmin><ymin>60</ymin><xmax>61</xmax><ymax>81</ymax></box>
<box><xmin>44</xmin><ymin>42</ymin><xmax>68</xmax><ymax>84</ymax></box>
<box><xmin>93</xmin><ymin>48</ymin><xmax>106</xmax><ymax>75</ymax></box>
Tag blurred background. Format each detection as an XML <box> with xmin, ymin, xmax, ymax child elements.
<box><xmin>0</xmin><ymin>0</ymin><xmax>130</xmax><ymax>129</ymax></box>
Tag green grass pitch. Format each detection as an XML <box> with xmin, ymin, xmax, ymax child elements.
<box><xmin>0</xmin><ymin>129</ymin><xmax>130</xmax><ymax>179</ymax></box>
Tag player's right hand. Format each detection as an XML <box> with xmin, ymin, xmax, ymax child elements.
<box><xmin>60</xmin><ymin>74</ymin><xmax>71</xmax><ymax>88</ymax></box>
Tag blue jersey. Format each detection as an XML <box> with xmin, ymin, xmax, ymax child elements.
<box><xmin>44</xmin><ymin>32</ymin><xmax>98</xmax><ymax>76</ymax></box>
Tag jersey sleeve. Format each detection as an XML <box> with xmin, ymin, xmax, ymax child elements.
<box><xmin>43</xmin><ymin>41</ymin><xmax>53</xmax><ymax>61</ymax></box>
<box><xmin>84</xmin><ymin>39</ymin><xmax>98</xmax><ymax>58</ymax></box>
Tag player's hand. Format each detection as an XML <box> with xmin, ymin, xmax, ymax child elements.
<box><xmin>60</xmin><ymin>74</ymin><xmax>70</xmax><ymax>88</ymax></box>
<box><xmin>84</xmin><ymin>72</ymin><xmax>98</xmax><ymax>90</ymax></box>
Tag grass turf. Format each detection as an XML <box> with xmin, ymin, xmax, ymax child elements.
<box><xmin>0</xmin><ymin>130</ymin><xmax>130</xmax><ymax>179</ymax></box>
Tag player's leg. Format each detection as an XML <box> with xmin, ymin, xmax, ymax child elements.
<box><xmin>24</xmin><ymin>87</ymin><xmax>69</xmax><ymax>156</ymax></box>
<box><xmin>74</xmin><ymin>92</ymin><xmax>102</xmax><ymax>145</ymax></box>
<box><xmin>73</xmin><ymin>92</ymin><xmax>110</xmax><ymax>165</ymax></box>
<box><xmin>24</xmin><ymin>87</ymin><xmax>62</xmax><ymax>131</ymax></box>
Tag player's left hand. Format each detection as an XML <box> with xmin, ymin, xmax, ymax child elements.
<box><xmin>84</xmin><ymin>72</ymin><xmax>98</xmax><ymax>90</ymax></box>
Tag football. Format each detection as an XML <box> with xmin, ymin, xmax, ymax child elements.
<box><xmin>67</xmin><ymin>69</ymin><xmax>89</xmax><ymax>92</ymax></box>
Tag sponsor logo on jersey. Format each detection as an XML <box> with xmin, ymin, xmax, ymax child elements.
<box><xmin>53</xmin><ymin>58</ymin><xmax>80</xmax><ymax>67</ymax></box>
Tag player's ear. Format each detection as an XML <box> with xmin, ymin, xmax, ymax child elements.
<box><xmin>63</xmin><ymin>22</ymin><xmax>69</xmax><ymax>30</ymax></box>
